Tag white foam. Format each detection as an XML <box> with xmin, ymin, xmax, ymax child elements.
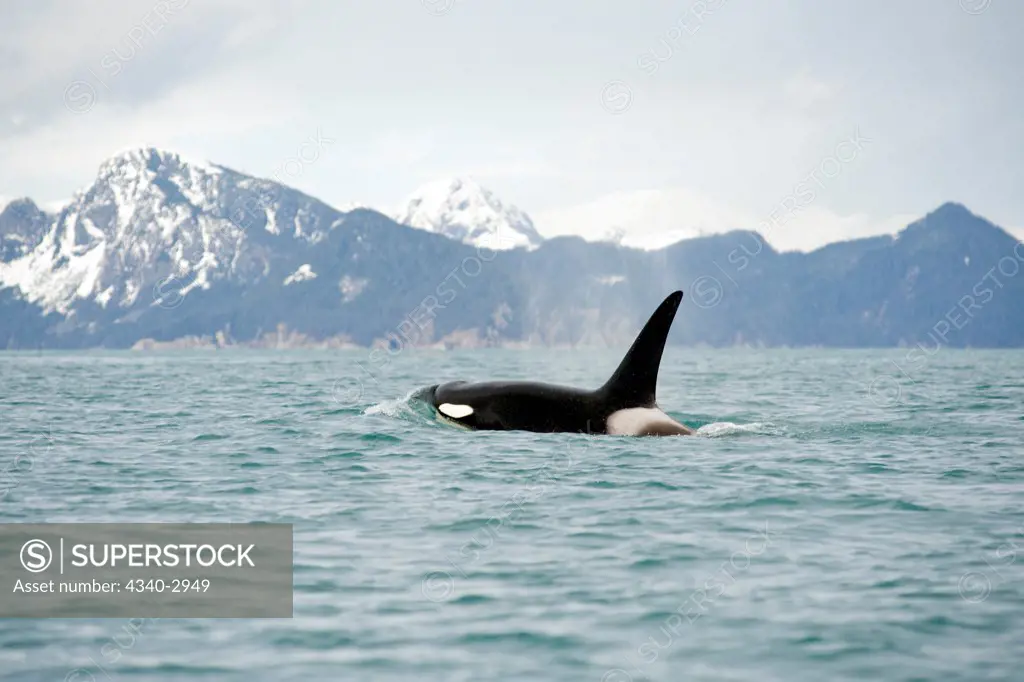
<box><xmin>363</xmin><ymin>390</ymin><xmax>421</xmax><ymax>417</ymax></box>
<box><xmin>364</xmin><ymin>398</ymin><xmax>408</xmax><ymax>417</ymax></box>
<box><xmin>695</xmin><ymin>421</ymin><xmax>777</xmax><ymax>438</ymax></box>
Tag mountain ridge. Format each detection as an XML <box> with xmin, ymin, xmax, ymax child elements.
<box><xmin>1</xmin><ymin>149</ymin><xmax>1022</xmax><ymax>350</ymax></box>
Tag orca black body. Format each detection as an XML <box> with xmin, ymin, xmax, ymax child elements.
<box><xmin>420</xmin><ymin>291</ymin><xmax>693</xmax><ymax>436</ymax></box>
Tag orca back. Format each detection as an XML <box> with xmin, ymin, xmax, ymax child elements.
<box><xmin>424</xmin><ymin>290</ymin><xmax>689</xmax><ymax>435</ymax></box>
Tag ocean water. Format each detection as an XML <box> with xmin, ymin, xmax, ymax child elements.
<box><xmin>0</xmin><ymin>348</ymin><xmax>1022</xmax><ymax>682</ymax></box>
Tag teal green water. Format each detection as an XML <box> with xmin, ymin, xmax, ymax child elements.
<box><xmin>0</xmin><ymin>348</ymin><xmax>1022</xmax><ymax>681</ymax></box>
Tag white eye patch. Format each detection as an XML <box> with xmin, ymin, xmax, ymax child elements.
<box><xmin>438</xmin><ymin>403</ymin><xmax>474</xmax><ymax>419</ymax></box>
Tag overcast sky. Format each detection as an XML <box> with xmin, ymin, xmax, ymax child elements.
<box><xmin>1</xmin><ymin>0</ymin><xmax>1021</xmax><ymax>251</ymax></box>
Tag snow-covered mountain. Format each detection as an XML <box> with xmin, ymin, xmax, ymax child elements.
<box><xmin>392</xmin><ymin>177</ymin><xmax>544</xmax><ymax>250</ymax></box>
<box><xmin>0</xmin><ymin>147</ymin><xmax>527</xmax><ymax>348</ymax></box>
<box><xmin>0</xmin><ymin>148</ymin><xmax>349</xmax><ymax>315</ymax></box>
<box><xmin>3</xmin><ymin>147</ymin><xmax>1024</xmax><ymax>351</ymax></box>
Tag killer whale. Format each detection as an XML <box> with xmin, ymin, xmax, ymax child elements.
<box><xmin>419</xmin><ymin>290</ymin><xmax>693</xmax><ymax>436</ymax></box>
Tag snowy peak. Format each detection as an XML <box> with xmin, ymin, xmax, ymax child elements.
<box><xmin>393</xmin><ymin>177</ymin><xmax>544</xmax><ymax>250</ymax></box>
<box><xmin>98</xmin><ymin>147</ymin><xmax>192</xmax><ymax>178</ymax></box>
<box><xmin>1</xmin><ymin>147</ymin><xmax>253</xmax><ymax>314</ymax></box>
<box><xmin>0</xmin><ymin>147</ymin><xmax>345</xmax><ymax>315</ymax></box>
<box><xmin>91</xmin><ymin>147</ymin><xmax>225</xmax><ymax>218</ymax></box>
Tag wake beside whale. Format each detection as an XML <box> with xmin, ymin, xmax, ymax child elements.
<box><xmin>415</xmin><ymin>290</ymin><xmax>693</xmax><ymax>436</ymax></box>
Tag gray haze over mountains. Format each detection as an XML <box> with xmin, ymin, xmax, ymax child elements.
<box><xmin>1</xmin><ymin>149</ymin><xmax>1022</xmax><ymax>350</ymax></box>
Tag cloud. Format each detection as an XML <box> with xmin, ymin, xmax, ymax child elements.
<box><xmin>535</xmin><ymin>186</ymin><xmax>918</xmax><ymax>252</ymax></box>
<box><xmin>416</xmin><ymin>160</ymin><xmax>566</xmax><ymax>189</ymax></box>
<box><xmin>535</xmin><ymin>186</ymin><xmax>756</xmax><ymax>245</ymax></box>
<box><xmin>0</xmin><ymin>57</ymin><xmax>308</xmax><ymax>204</ymax></box>
<box><xmin>1</xmin><ymin>0</ymin><xmax>1022</xmax><ymax>248</ymax></box>
<box><xmin>358</xmin><ymin>131</ymin><xmax>437</xmax><ymax>170</ymax></box>
<box><xmin>0</xmin><ymin>0</ymin><xmax>284</xmax><ymax>142</ymax></box>
<box><xmin>760</xmin><ymin>207</ymin><xmax>919</xmax><ymax>252</ymax></box>
<box><xmin>783</xmin><ymin>70</ymin><xmax>835</xmax><ymax>111</ymax></box>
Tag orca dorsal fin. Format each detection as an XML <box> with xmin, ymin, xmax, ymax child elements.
<box><xmin>599</xmin><ymin>290</ymin><xmax>683</xmax><ymax>407</ymax></box>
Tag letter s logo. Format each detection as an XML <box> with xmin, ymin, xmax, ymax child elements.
<box><xmin>20</xmin><ymin>539</ymin><xmax>53</xmax><ymax>572</ymax></box>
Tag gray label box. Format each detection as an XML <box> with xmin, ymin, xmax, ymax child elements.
<box><xmin>0</xmin><ymin>524</ymin><xmax>293</xmax><ymax>618</ymax></box>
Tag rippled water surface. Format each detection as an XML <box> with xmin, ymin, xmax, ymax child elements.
<box><xmin>1</xmin><ymin>348</ymin><xmax>1022</xmax><ymax>681</ymax></box>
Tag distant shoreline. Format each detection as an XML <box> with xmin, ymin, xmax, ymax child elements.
<box><xmin>0</xmin><ymin>342</ymin><xmax>1017</xmax><ymax>352</ymax></box>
